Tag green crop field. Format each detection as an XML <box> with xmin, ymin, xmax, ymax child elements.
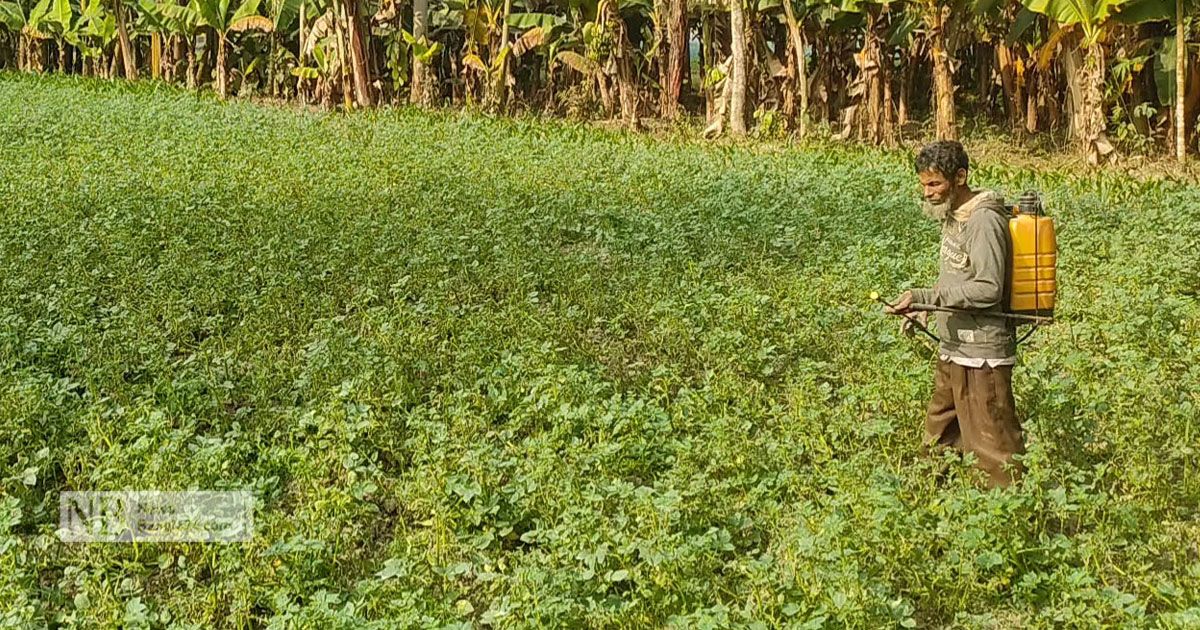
<box><xmin>1</xmin><ymin>73</ymin><xmax>1198</xmax><ymax>628</ymax></box>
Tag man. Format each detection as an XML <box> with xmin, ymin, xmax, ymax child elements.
<box><xmin>886</xmin><ymin>140</ymin><xmax>1025</xmax><ymax>488</ymax></box>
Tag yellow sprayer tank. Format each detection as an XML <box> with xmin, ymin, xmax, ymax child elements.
<box><xmin>1008</xmin><ymin>191</ymin><xmax>1056</xmax><ymax>317</ymax></box>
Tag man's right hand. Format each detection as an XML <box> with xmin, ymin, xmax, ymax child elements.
<box><xmin>900</xmin><ymin>310</ymin><xmax>928</xmax><ymax>336</ymax></box>
<box><xmin>884</xmin><ymin>290</ymin><xmax>914</xmax><ymax>315</ymax></box>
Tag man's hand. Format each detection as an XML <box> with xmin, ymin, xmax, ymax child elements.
<box><xmin>900</xmin><ymin>310</ymin><xmax>928</xmax><ymax>336</ymax></box>
<box><xmin>884</xmin><ymin>290</ymin><xmax>914</xmax><ymax>315</ymax></box>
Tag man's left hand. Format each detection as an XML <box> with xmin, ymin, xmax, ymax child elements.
<box><xmin>900</xmin><ymin>310</ymin><xmax>928</xmax><ymax>336</ymax></box>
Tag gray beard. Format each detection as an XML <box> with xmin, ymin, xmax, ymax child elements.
<box><xmin>921</xmin><ymin>198</ymin><xmax>953</xmax><ymax>222</ymax></box>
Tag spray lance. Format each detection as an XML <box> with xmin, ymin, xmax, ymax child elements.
<box><xmin>869</xmin><ymin>291</ymin><xmax>940</xmax><ymax>344</ymax></box>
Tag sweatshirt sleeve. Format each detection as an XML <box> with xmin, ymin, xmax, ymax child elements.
<box><xmin>924</xmin><ymin>213</ymin><xmax>1008</xmax><ymax>310</ymax></box>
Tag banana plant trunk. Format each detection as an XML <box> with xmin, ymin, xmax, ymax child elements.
<box><xmin>996</xmin><ymin>42</ymin><xmax>1024</xmax><ymax>135</ymax></box>
<box><xmin>602</xmin><ymin>0</ymin><xmax>639</xmax><ymax>127</ymax></box>
<box><xmin>334</xmin><ymin>1</ymin><xmax>352</xmax><ymax>108</ymax></box>
<box><xmin>702</xmin><ymin>11</ymin><xmax>713</xmax><ymax>121</ymax></box>
<box><xmin>496</xmin><ymin>0</ymin><xmax>512</xmax><ymax>110</ymax></box>
<box><xmin>729</xmin><ymin>0</ymin><xmax>747</xmax><ymax>135</ymax></box>
<box><xmin>172</xmin><ymin>34</ymin><xmax>184</xmax><ymax>82</ymax></box>
<box><xmin>864</xmin><ymin>12</ymin><xmax>881</xmax><ymax>143</ymax></box>
<box><xmin>780</xmin><ymin>0</ymin><xmax>806</xmax><ymax>136</ymax></box>
<box><xmin>151</xmin><ymin>32</ymin><xmax>162</xmax><ymax>80</ymax></box>
<box><xmin>114</xmin><ymin>0</ymin><xmax>138</xmax><ymax>79</ymax></box>
<box><xmin>187</xmin><ymin>36</ymin><xmax>197</xmax><ymax>89</ymax></box>
<box><xmin>1077</xmin><ymin>42</ymin><xmax>1112</xmax><ymax>165</ymax></box>
<box><xmin>615</xmin><ymin>42</ymin><xmax>639</xmax><ymax>127</ymax></box>
<box><xmin>344</xmin><ymin>0</ymin><xmax>374</xmax><ymax>107</ymax></box>
<box><xmin>899</xmin><ymin>39</ymin><xmax>922</xmax><ymax>128</ymax></box>
<box><xmin>926</xmin><ymin>2</ymin><xmax>956</xmax><ymax>140</ymax></box>
<box><xmin>841</xmin><ymin>8</ymin><xmax>891</xmax><ymax>145</ymax></box>
<box><xmin>410</xmin><ymin>0</ymin><xmax>431</xmax><ymax>105</ymax></box>
<box><xmin>659</xmin><ymin>0</ymin><xmax>687</xmax><ymax>118</ymax></box>
<box><xmin>1177</xmin><ymin>0</ymin><xmax>1187</xmax><ymax>161</ymax></box>
<box><xmin>298</xmin><ymin>1</ymin><xmax>307</xmax><ymax>103</ymax></box>
<box><xmin>217</xmin><ymin>35</ymin><xmax>228</xmax><ymax>98</ymax></box>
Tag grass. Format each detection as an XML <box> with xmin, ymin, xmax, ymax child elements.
<box><xmin>1</xmin><ymin>72</ymin><xmax>1198</xmax><ymax>628</ymax></box>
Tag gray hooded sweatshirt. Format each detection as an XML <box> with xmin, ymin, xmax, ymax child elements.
<box><xmin>910</xmin><ymin>190</ymin><xmax>1017</xmax><ymax>360</ymax></box>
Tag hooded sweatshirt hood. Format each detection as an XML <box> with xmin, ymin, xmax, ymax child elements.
<box><xmin>950</xmin><ymin>190</ymin><xmax>1007</xmax><ymax>224</ymax></box>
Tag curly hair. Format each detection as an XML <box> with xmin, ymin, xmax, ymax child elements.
<box><xmin>914</xmin><ymin>140</ymin><xmax>970</xmax><ymax>179</ymax></box>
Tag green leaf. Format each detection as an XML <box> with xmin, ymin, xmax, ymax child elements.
<box><xmin>1021</xmin><ymin>0</ymin><xmax>1126</xmax><ymax>29</ymax></box>
<box><xmin>229</xmin><ymin>0</ymin><xmax>263</xmax><ymax>25</ymax></box>
<box><xmin>49</xmin><ymin>0</ymin><xmax>72</xmax><ymax>28</ymax></box>
<box><xmin>195</xmin><ymin>0</ymin><xmax>223</xmax><ymax>31</ymax></box>
<box><xmin>1111</xmin><ymin>0</ymin><xmax>1173</xmax><ymax>23</ymax></box>
<box><xmin>1006</xmin><ymin>7</ymin><xmax>1039</xmax><ymax>43</ymax></box>
<box><xmin>416</xmin><ymin>41</ymin><xmax>442</xmax><ymax>63</ymax></box>
<box><xmin>1154</xmin><ymin>35</ymin><xmax>1175</xmax><ymax>105</ymax></box>
<box><xmin>887</xmin><ymin>11</ymin><xmax>920</xmax><ymax>46</ymax></box>
<box><xmin>28</xmin><ymin>0</ymin><xmax>52</xmax><ymax>27</ymax></box>
<box><xmin>506</xmin><ymin>11</ymin><xmax>561</xmax><ymax>30</ymax></box>
<box><xmin>376</xmin><ymin>558</ymin><xmax>407</xmax><ymax>580</ymax></box>
<box><xmin>0</xmin><ymin>1</ymin><xmax>27</xmax><ymax>29</ymax></box>
<box><xmin>975</xmin><ymin>0</ymin><xmax>1004</xmax><ymax>13</ymax></box>
<box><xmin>270</xmin><ymin>0</ymin><xmax>298</xmax><ymax>30</ymax></box>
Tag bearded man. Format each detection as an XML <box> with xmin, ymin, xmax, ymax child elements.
<box><xmin>886</xmin><ymin>140</ymin><xmax>1026</xmax><ymax>488</ymax></box>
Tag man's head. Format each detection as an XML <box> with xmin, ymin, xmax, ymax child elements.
<box><xmin>915</xmin><ymin>141</ymin><xmax>970</xmax><ymax>221</ymax></box>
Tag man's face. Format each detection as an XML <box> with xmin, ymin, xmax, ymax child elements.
<box><xmin>918</xmin><ymin>168</ymin><xmax>966</xmax><ymax>221</ymax></box>
<box><xmin>918</xmin><ymin>169</ymin><xmax>964</xmax><ymax>204</ymax></box>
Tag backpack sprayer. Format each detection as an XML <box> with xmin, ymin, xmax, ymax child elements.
<box><xmin>873</xmin><ymin>190</ymin><xmax>1058</xmax><ymax>344</ymax></box>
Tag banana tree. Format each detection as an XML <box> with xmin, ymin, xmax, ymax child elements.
<box><xmin>551</xmin><ymin>5</ymin><xmax>615</xmax><ymax>115</ymax></box>
<box><xmin>106</xmin><ymin>0</ymin><xmax>135</xmax><ymax>77</ymax></box>
<box><xmin>296</xmin><ymin>5</ymin><xmax>332</xmax><ymax>100</ymax></box>
<box><xmin>455</xmin><ymin>0</ymin><xmax>517</xmax><ymax>108</ymax></box>
<box><xmin>261</xmin><ymin>0</ymin><xmax>300</xmax><ymax>95</ymax></box>
<box><xmin>918</xmin><ymin>0</ymin><xmax>956</xmax><ymax>139</ymax></box>
<box><xmin>0</xmin><ymin>0</ymin><xmax>51</xmax><ymax>71</ymax></box>
<box><xmin>657</xmin><ymin>0</ymin><xmax>685</xmax><ymax>118</ymax></box>
<box><xmin>771</xmin><ymin>0</ymin><xmax>812</xmax><ymax>135</ymax></box>
<box><xmin>566</xmin><ymin>0</ymin><xmax>640</xmax><ymax>125</ymax></box>
<box><xmin>371</xmin><ymin>2</ymin><xmax>444</xmax><ymax>101</ymax></box>
<box><xmin>411</xmin><ymin>0</ymin><xmax>432</xmax><ymax>103</ymax></box>
<box><xmin>299</xmin><ymin>0</ymin><xmax>357</xmax><ymax>107</ymax></box>
<box><xmin>729</xmin><ymin>0</ymin><xmax>746</xmax><ymax>134</ymax></box>
<box><xmin>1172</xmin><ymin>0</ymin><xmax>1192</xmax><ymax>160</ymax></box>
<box><xmin>151</xmin><ymin>0</ymin><xmax>203</xmax><ymax>86</ymax></box>
<box><xmin>1021</xmin><ymin>0</ymin><xmax>1129</xmax><ymax>163</ymax></box>
<box><xmin>135</xmin><ymin>0</ymin><xmax>172</xmax><ymax>77</ymax></box>
<box><xmin>834</xmin><ymin>0</ymin><xmax>901</xmax><ymax>145</ymax></box>
<box><xmin>188</xmin><ymin>0</ymin><xmax>273</xmax><ymax>98</ymax></box>
<box><xmin>30</xmin><ymin>0</ymin><xmax>76</xmax><ymax>72</ymax></box>
<box><xmin>1112</xmin><ymin>0</ymin><xmax>1197</xmax><ymax>159</ymax></box>
<box><xmin>54</xmin><ymin>0</ymin><xmax>110</xmax><ymax>74</ymax></box>
<box><xmin>503</xmin><ymin>12</ymin><xmax>563</xmax><ymax>105</ymax></box>
<box><xmin>77</xmin><ymin>0</ymin><xmax>115</xmax><ymax>75</ymax></box>
<box><xmin>762</xmin><ymin>0</ymin><xmax>846</xmax><ymax>137</ymax></box>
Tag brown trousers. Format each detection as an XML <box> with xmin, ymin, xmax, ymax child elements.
<box><xmin>925</xmin><ymin>360</ymin><xmax>1025</xmax><ymax>488</ymax></box>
